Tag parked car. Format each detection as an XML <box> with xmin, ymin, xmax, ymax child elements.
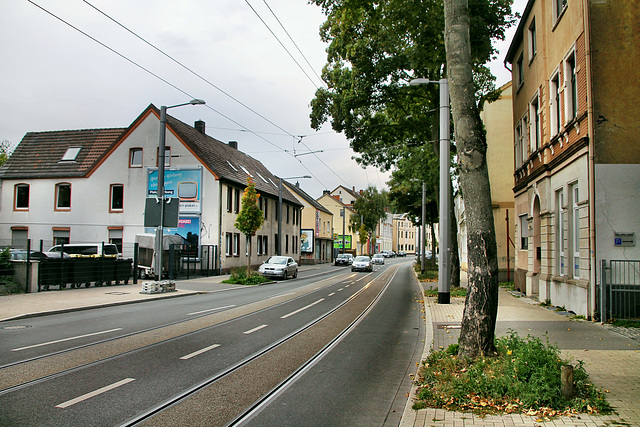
<box><xmin>397</xmin><ymin>251</ymin><xmax>406</xmax><ymax>257</ymax></box>
<box><xmin>371</xmin><ymin>253</ymin><xmax>385</xmax><ymax>265</ymax></box>
<box><xmin>258</xmin><ymin>256</ymin><xmax>298</xmax><ymax>279</ymax></box>
<box><xmin>9</xmin><ymin>249</ymin><xmax>49</xmax><ymax>261</ymax></box>
<box><xmin>334</xmin><ymin>253</ymin><xmax>354</xmax><ymax>266</ymax></box>
<box><xmin>351</xmin><ymin>255</ymin><xmax>373</xmax><ymax>272</ymax></box>
<box><xmin>48</xmin><ymin>243</ymin><xmax>120</xmax><ymax>258</ymax></box>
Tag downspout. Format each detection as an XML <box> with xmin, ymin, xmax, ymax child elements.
<box><xmin>218</xmin><ymin>180</ymin><xmax>223</xmax><ymax>275</ymax></box>
<box><xmin>583</xmin><ymin>0</ymin><xmax>597</xmax><ymax>319</ymax></box>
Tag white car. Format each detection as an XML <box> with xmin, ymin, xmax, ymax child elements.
<box><xmin>351</xmin><ymin>255</ymin><xmax>373</xmax><ymax>272</ymax></box>
<box><xmin>371</xmin><ymin>253</ymin><xmax>385</xmax><ymax>265</ymax></box>
<box><xmin>258</xmin><ymin>256</ymin><xmax>298</xmax><ymax>279</ymax></box>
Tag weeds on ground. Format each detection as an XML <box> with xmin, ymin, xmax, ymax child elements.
<box><xmin>499</xmin><ymin>282</ymin><xmax>515</xmax><ymax>291</ymax></box>
<box><xmin>413</xmin><ymin>332</ymin><xmax>611</xmax><ymax>419</ymax></box>
<box><xmin>222</xmin><ymin>268</ymin><xmax>270</xmax><ymax>286</ymax></box>
<box><xmin>424</xmin><ymin>287</ymin><xmax>467</xmax><ymax>298</ymax></box>
<box><xmin>609</xmin><ymin>319</ymin><xmax>640</xmax><ymax>328</ymax></box>
<box><xmin>0</xmin><ymin>248</ymin><xmax>20</xmax><ymax>295</ymax></box>
<box><xmin>414</xmin><ymin>262</ymin><xmax>438</xmax><ymax>282</ymax></box>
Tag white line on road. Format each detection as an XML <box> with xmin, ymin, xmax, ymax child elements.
<box><xmin>188</xmin><ymin>305</ymin><xmax>236</xmax><ymax>316</ymax></box>
<box><xmin>281</xmin><ymin>299</ymin><xmax>325</xmax><ymax>319</ymax></box>
<box><xmin>180</xmin><ymin>344</ymin><xmax>221</xmax><ymax>360</ymax></box>
<box><xmin>269</xmin><ymin>293</ymin><xmax>295</xmax><ymax>299</ymax></box>
<box><xmin>11</xmin><ymin>328</ymin><xmax>123</xmax><ymax>352</ymax></box>
<box><xmin>338</xmin><ymin>288</ymin><xmax>344</xmax><ymax>292</ymax></box>
<box><xmin>328</xmin><ymin>292</ymin><xmax>335</xmax><ymax>296</ymax></box>
<box><xmin>244</xmin><ymin>324</ymin><xmax>268</xmax><ymax>334</ymax></box>
<box><xmin>55</xmin><ymin>378</ymin><xmax>135</xmax><ymax>409</ymax></box>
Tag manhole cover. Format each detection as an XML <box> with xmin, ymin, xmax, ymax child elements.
<box><xmin>3</xmin><ymin>325</ymin><xmax>31</xmax><ymax>330</ymax></box>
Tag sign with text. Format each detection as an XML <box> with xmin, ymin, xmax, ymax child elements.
<box><xmin>148</xmin><ymin>168</ymin><xmax>202</xmax><ymax>214</ymax></box>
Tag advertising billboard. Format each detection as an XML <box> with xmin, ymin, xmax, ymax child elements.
<box><xmin>333</xmin><ymin>235</ymin><xmax>352</xmax><ymax>249</ymax></box>
<box><xmin>148</xmin><ymin>168</ymin><xmax>202</xmax><ymax>214</ymax></box>
<box><xmin>301</xmin><ymin>229</ymin><xmax>314</xmax><ymax>253</ymax></box>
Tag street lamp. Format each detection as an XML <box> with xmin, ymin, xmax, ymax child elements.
<box><xmin>277</xmin><ymin>175</ymin><xmax>311</xmax><ymax>256</ymax></box>
<box><xmin>410</xmin><ymin>78</ymin><xmax>450</xmax><ymax>304</ymax></box>
<box><xmin>155</xmin><ymin>99</ymin><xmax>206</xmax><ymax>280</ymax></box>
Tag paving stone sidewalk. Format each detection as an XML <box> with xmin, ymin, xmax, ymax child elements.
<box><xmin>401</xmin><ymin>285</ymin><xmax>640</xmax><ymax>427</ymax></box>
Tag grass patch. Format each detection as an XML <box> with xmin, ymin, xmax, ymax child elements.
<box><xmin>609</xmin><ymin>319</ymin><xmax>640</xmax><ymax>328</ymax></box>
<box><xmin>424</xmin><ymin>287</ymin><xmax>467</xmax><ymax>298</ymax></box>
<box><xmin>499</xmin><ymin>282</ymin><xmax>515</xmax><ymax>291</ymax></box>
<box><xmin>0</xmin><ymin>277</ymin><xmax>23</xmax><ymax>295</ymax></box>
<box><xmin>413</xmin><ymin>332</ymin><xmax>611</xmax><ymax>419</ymax></box>
<box><xmin>414</xmin><ymin>262</ymin><xmax>438</xmax><ymax>282</ymax></box>
<box><xmin>222</xmin><ymin>268</ymin><xmax>271</xmax><ymax>286</ymax></box>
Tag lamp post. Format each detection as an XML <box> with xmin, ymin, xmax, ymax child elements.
<box><xmin>155</xmin><ymin>99</ymin><xmax>205</xmax><ymax>280</ymax></box>
<box><xmin>410</xmin><ymin>78</ymin><xmax>450</xmax><ymax>304</ymax></box>
<box><xmin>277</xmin><ymin>175</ymin><xmax>311</xmax><ymax>256</ymax></box>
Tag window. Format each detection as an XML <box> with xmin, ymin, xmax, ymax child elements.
<box><xmin>554</xmin><ymin>0</ymin><xmax>567</xmax><ymax>21</ymax></box>
<box><xmin>61</xmin><ymin>147</ymin><xmax>81</xmax><ymax>161</ymax></box>
<box><xmin>572</xmin><ymin>184</ymin><xmax>580</xmax><ymax>278</ymax></box>
<box><xmin>11</xmin><ymin>227</ymin><xmax>28</xmax><ymax>249</ymax></box>
<box><xmin>557</xmin><ymin>189</ymin><xmax>566</xmax><ymax>275</ymax></box>
<box><xmin>275</xmin><ymin>234</ymin><xmax>279</xmax><ymax>254</ymax></box>
<box><xmin>529</xmin><ymin>94</ymin><xmax>541</xmax><ymax>152</ymax></box>
<box><xmin>53</xmin><ymin>228</ymin><xmax>70</xmax><ymax>246</ymax></box>
<box><xmin>14</xmin><ymin>184</ymin><xmax>29</xmax><ymax>210</ymax></box>
<box><xmin>528</xmin><ymin>19</ymin><xmax>537</xmax><ymax>61</ymax></box>
<box><xmin>516</xmin><ymin>53</ymin><xmax>524</xmax><ymax>88</ymax></box>
<box><xmin>550</xmin><ymin>72</ymin><xmax>561</xmax><ymax>137</ymax></box>
<box><xmin>227</xmin><ymin>187</ymin><xmax>233</xmax><ymax>213</ymax></box>
<box><xmin>156</xmin><ymin>147</ymin><xmax>171</xmax><ymax>167</ymax></box>
<box><xmin>109</xmin><ymin>228</ymin><xmax>123</xmax><ymax>253</ymax></box>
<box><xmin>234</xmin><ymin>189</ymin><xmax>240</xmax><ymax>214</ymax></box>
<box><xmin>285</xmin><ymin>234</ymin><xmax>289</xmax><ymax>253</ymax></box>
<box><xmin>519</xmin><ymin>214</ymin><xmax>529</xmax><ymax>250</ymax></box>
<box><xmin>257</xmin><ymin>235</ymin><xmax>268</xmax><ymax>255</ymax></box>
<box><xmin>110</xmin><ymin>184</ymin><xmax>124</xmax><ymax>211</ymax></box>
<box><xmin>515</xmin><ymin>123</ymin><xmax>523</xmax><ymax>168</ymax></box>
<box><xmin>564</xmin><ymin>52</ymin><xmax>578</xmax><ymax>122</ymax></box>
<box><xmin>225</xmin><ymin>233</ymin><xmax>233</xmax><ymax>256</ymax></box>
<box><xmin>55</xmin><ymin>183</ymin><xmax>71</xmax><ymax>210</ymax></box>
<box><xmin>233</xmin><ymin>233</ymin><xmax>240</xmax><ymax>256</ymax></box>
<box><xmin>129</xmin><ymin>148</ymin><xmax>143</xmax><ymax>167</ymax></box>
<box><xmin>286</xmin><ymin>205</ymin><xmax>290</xmax><ymax>224</ymax></box>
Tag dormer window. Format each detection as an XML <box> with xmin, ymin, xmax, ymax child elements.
<box><xmin>61</xmin><ymin>147</ymin><xmax>81</xmax><ymax>161</ymax></box>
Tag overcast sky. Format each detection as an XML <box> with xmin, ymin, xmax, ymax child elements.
<box><xmin>0</xmin><ymin>0</ymin><xmax>527</xmax><ymax>199</ymax></box>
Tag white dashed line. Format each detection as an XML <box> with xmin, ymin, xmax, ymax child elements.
<box><xmin>180</xmin><ymin>344</ymin><xmax>221</xmax><ymax>360</ymax></box>
<box><xmin>281</xmin><ymin>299</ymin><xmax>325</xmax><ymax>319</ymax></box>
<box><xmin>12</xmin><ymin>328</ymin><xmax>123</xmax><ymax>352</ymax></box>
<box><xmin>188</xmin><ymin>305</ymin><xmax>236</xmax><ymax>316</ymax></box>
<box><xmin>244</xmin><ymin>324</ymin><xmax>268</xmax><ymax>334</ymax></box>
<box><xmin>56</xmin><ymin>378</ymin><xmax>135</xmax><ymax>409</ymax></box>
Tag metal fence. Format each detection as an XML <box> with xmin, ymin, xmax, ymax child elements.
<box><xmin>168</xmin><ymin>244</ymin><xmax>219</xmax><ymax>279</ymax></box>
<box><xmin>600</xmin><ymin>259</ymin><xmax>640</xmax><ymax>322</ymax></box>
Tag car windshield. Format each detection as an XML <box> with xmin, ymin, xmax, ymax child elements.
<box><xmin>337</xmin><ymin>254</ymin><xmax>349</xmax><ymax>259</ymax></box>
<box><xmin>354</xmin><ymin>256</ymin><xmax>369</xmax><ymax>262</ymax></box>
<box><xmin>373</xmin><ymin>254</ymin><xmax>383</xmax><ymax>258</ymax></box>
<box><xmin>266</xmin><ymin>256</ymin><xmax>287</xmax><ymax>265</ymax></box>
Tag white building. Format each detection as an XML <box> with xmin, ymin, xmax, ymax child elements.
<box><xmin>0</xmin><ymin>104</ymin><xmax>303</xmax><ymax>273</ymax></box>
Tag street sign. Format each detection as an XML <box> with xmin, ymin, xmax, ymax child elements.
<box><xmin>144</xmin><ymin>197</ymin><xmax>180</xmax><ymax>228</ymax></box>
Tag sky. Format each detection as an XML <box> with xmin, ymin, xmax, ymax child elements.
<box><xmin>0</xmin><ymin>0</ymin><xmax>527</xmax><ymax>199</ymax></box>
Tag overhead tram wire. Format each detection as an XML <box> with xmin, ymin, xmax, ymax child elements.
<box><xmin>26</xmin><ymin>0</ymin><xmax>289</xmax><ymax>154</ymax></box>
<box><xmin>28</xmin><ymin>0</ymin><xmax>339</xmax><ymax>189</ymax></box>
<box><xmin>260</xmin><ymin>0</ymin><xmax>325</xmax><ymax>87</ymax></box>
<box><xmin>81</xmin><ymin>0</ymin><xmax>339</xmax><ymax>186</ymax></box>
<box><xmin>243</xmin><ymin>0</ymin><xmax>322</xmax><ymax>90</ymax></box>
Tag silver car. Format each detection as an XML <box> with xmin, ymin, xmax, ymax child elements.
<box><xmin>371</xmin><ymin>253</ymin><xmax>385</xmax><ymax>265</ymax></box>
<box><xmin>351</xmin><ymin>255</ymin><xmax>373</xmax><ymax>272</ymax></box>
<box><xmin>258</xmin><ymin>256</ymin><xmax>298</xmax><ymax>279</ymax></box>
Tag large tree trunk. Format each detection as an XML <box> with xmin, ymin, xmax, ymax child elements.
<box><xmin>444</xmin><ymin>0</ymin><xmax>499</xmax><ymax>358</ymax></box>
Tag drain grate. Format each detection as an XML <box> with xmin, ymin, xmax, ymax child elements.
<box><xmin>3</xmin><ymin>325</ymin><xmax>31</xmax><ymax>330</ymax></box>
<box><xmin>105</xmin><ymin>292</ymin><xmax>129</xmax><ymax>295</ymax></box>
<box><xmin>436</xmin><ymin>323</ymin><xmax>461</xmax><ymax>330</ymax></box>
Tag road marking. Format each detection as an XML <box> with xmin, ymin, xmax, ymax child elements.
<box><xmin>180</xmin><ymin>344</ymin><xmax>221</xmax><ymax>360</ymax></box>
<box><xmin>281</xmin><ymin>299</ymin><xmax>325</xmax><ymax>319</ymax></box>
<box><xmin>269</xmin><ymin>293</ymin><xmax>295</xmax><ymax>299</ymax></box>
<box><xmin>11</xmin><ymin>328</ymin><xmax>123</xmax><ymax>352</ymax></box>
<box><xmin>188</xmin><ymin>305</ymin><xmax>236</xmax><ymax>316</ymax></box>
<box><xmin>338</xmin><ymin>288</ymin><xmax>343</xmax><ymax>292</ymax></box>
<box><xmin>345</xmin><ymin>285</ymin><xmax>350</xmax><ymax>288</ymax></box>
<box><xmin>55</xmin><ymin>378</ymin><xmax>135</xmax><ymax>409</ymax></box>
<box><xmin>244</xmin><ymin>324</ymin><xmax>268</xmax><ymax>334</ymax></box>
<box><xmin>328</xmin><ymin>292</ymin><xmax>335</xmax><ymax>296</ymax></box>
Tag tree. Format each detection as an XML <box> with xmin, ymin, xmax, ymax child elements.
<box><xmin>349</xmin><ymin>187</ymin><xmax>388</xmax><ymax>255</ymax></box>
<box><xmin>235</xmin><ymin>177</ymin><xmax>265</xmax><ymax>274</ymax></box>
<box><xmin>444</xmin><ymin>0</ymin><xmax>500</xmax><ymax>358</ymax></box>
<box><xmin>0</xmin><ymin>139</ymin><xmax>13</xmax><ymax>167</ymax></box>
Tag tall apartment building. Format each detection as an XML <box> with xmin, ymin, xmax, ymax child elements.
<box><xmin>505</xmin><ymin>0</ymin><xmax>640</xmax><ymax>317</ymax></box>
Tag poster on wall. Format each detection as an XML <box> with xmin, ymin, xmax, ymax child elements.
<box><xmin>333</xmin><ymin>235</ymin><xmax>352</xmax><ymax>249</ymax></box>
<box><xmin>145</xmin><ymin>216</ymin><xmax>201</xmax><ymax>247</ymax></box>
<box><xmin>301</xmin><ymin>229</ymin><xmax>314</xmax><ymax>253</ymax></box>
<box><xmin>148</xmin><ymin>168</ymin><xmax>203</xmax><ymax>214</ymax></box>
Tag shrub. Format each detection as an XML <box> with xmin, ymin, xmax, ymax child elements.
<box><xmin>222</xmin><ymin>267</ymin><xmax>270</xmax><ymax>286</ymax></box>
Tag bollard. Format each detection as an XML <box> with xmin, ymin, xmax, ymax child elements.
<box><xmin>561</xmin><ymin>364</ymin><xmax>574</xmax><ymax>398</ymax></box>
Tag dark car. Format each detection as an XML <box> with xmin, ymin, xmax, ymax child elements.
<box><xmin>397</xmin><ymin>251</ymin><xmax>406</xmax><ymax>257</ymax></box>
<box><xmin>334</xmin><ymin>253</ymin><xmax>354</xmax><ymax>266</ymax></box>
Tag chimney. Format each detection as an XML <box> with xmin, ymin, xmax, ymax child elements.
<box><xmin>229</xmin><ymin>141</ymin><xmax>238</xmax><ymax>150</ymax></box>
<box><xmin>323</xmin><ymin>190</ymin><xmax>331</xmax><ymax>195</ymax></box>
<box><xmin>195</xmin><ymin>120</ymin><xmax>205</xmax><ymax>135</ymax></box>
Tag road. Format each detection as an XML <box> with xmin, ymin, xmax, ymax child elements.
<box><xmin>0</xmin><ymin>258</ymin><xmax>424</xmax><ymax>426</ymax></box>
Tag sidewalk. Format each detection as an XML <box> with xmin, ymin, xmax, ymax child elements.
<box><xmin>401</xmin><ymin>279</ymin><xmax>640</xmax><ymax>427</ymax></box>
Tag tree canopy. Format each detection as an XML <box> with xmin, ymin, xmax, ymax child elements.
<box><xmin>349</xmin><ymin>186</ymin><xmax>389</xmax><ymax>254</ymax></box>
<box><xmin>235</xmin><ymin>177</ymin><xmax>265</xmax><ymax>273</ymax></box>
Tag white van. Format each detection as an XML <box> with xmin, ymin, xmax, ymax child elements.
<box><xmin>48</xmin><ymin>243</ymin><xmax>120</xmax><ymax>258</ymax></box>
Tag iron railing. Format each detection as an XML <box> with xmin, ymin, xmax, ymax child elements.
<box><xmin>600</xmin><ymin>259</ymin><xmax>640</xmax><ymax>322</ymax></box>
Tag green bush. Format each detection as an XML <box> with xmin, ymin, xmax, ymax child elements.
<box><xmin>222</xmin><ymin>267</ymin><xmax>270</xmax><ymax>286</ymax></box>
<box><xmin>413</xmin><ymin>332</ymin><xmax>611</xmax><ymax>417</ymax></box>
<box><xmin>0</xmin><ymin>248</ymin><xmax>20</xmax><ymax>295</ymax></box>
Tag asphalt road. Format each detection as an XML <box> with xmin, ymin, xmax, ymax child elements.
<box><xmin>0</xmin><ymin>258</ymin><xmax>424</xmax><ymax>426</ymax></box>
